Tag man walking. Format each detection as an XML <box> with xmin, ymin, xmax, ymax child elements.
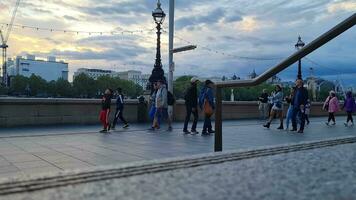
<box><xmin>183</xmin><ymin>77</ymin><xmax>199</xmax><ymax>134</ymax></box>
<box><xmin>291</xmin><ymin>79</ymin><xmax>309</xmax><ymax>133</ymax></box>
<box><xmin>111</xmin><ymin>88</ymin><xmax>129</xmax><ymax>130</ymax></box>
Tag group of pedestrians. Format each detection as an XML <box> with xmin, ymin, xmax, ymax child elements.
<box><xmin>99</xmin><ymin>88</ymin><xmax>129</xmax><ymax>133</ymax></box>
<box><xmin>260</xmin><ymin>78</ymin><xmax>356</xmax><ymax>133</ymax></box>
<box><xmin>323</xmin><ymin>90</ymin><xmax>355</xmax><ymax>127</ymax></box>
<box><xmin>97</xmin><ymin>78</ymin><xmax>355</xmax><ymax>134</ymax></box>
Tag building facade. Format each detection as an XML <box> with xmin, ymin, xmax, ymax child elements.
<box><xmin>8</xmin><ymin>55</ymin><xmax>69</xmax><ymax>81</ymax></box>
<box><xmin>73</xmin><ymin>68</ymin><xmax>115</xmax><ymax>80</ymax></box>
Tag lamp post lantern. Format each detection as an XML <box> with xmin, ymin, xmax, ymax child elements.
<box><xmin>148</xmin><ymin>0</ymin><xmax>166</xmax><ymax>90</ymax></box>
<box><xmin>295</xmin><ymin>35</ymin><xmax>305</xmax><ymax>80</ymax></box>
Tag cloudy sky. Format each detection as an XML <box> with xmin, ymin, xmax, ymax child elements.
<box><xmin>0</xmin><ymin>0</ymin><xmax>355</xmax><ymax>86</ymax></box>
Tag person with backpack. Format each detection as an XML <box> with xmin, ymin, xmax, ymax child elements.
<box><xmin>99</xmin><ymin>88</ymin><xmax>113</xmax><ymax>133</ymax></box>
<box><xmin>199</xmin><ymin>80</ymin><xmax>215</xmax><ymax>136</ymax></box>
<box><xmin>111</xmin><ymin>87</ymin><xmax>129</xmax><ymax>130</ymax></box>
<box><xmin>342</xmin><ymin>91</ymin><xmax>355</xmax><ymax>127</ymax></box>
<box><xmin>183</xmin><ymin>77</ymin><xmax>199</xmax><ymax>134</ymax></box>
<box><xmin>154</xmin><ymin>80</ymin><xmax>172</xmax><ymax>131</ymax></box>
<box><xmin>323</xmin><ymin>90</ymin><xmax>339</xmax><ymax>126</ymax></box>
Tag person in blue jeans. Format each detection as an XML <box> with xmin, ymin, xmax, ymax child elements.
<box><xmin>199</xmin><ymin>80</ymin><xmax>215</xmax><ymax>136</ymax></box>
<box><xmin>291</xmin><ymin>79</ymin><xmax>309</xmax><ymax>133</ymax></box>
<box><xmin>285</xmin><ymin>87</ymin><xmax>295</xmax><ymax>130</ymax></box>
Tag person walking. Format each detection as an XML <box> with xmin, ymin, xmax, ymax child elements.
<box><xmin>305</xmin><ymin>99</ymin><xmax>311</xmax><ymax>125</ymax></box>
<box><xmin>258</xmin><ymin>89</ymin><xmax>269</xmax><ymax>120</ymax></box>
<box><xmin>99</xmin><ymin>88</ymin><xmax>113</xmax><ymax>133</ymax></box>
<box><xmin>149</xmin><ymin>82</ymin><xmax>161</xmax><ymax>130</ymax></box>
<box><xmin>285</xmin><ymin>87</ymin><xmax>295</xmax><ymax>130</ymax></box>
<box><xmin>199</xmin><ymin>80</ymin><xmax>215</xmax><ymax>136</ymax></box>
<box><xmin>111</xmin><ymin>88</ymin><xmax>129</xmax><ymax>130</ymax></box>
<box><xmin>323</xmin><ymin>90</ymin><xmax>339</xmax><ymax>126</ymax></box>
<box><xmin>183</xmin><ymin>77</ymin><xmax>199</xmax><ymax>134</ymax></box>
<box><xmin>155</xmin><ymin>80</ymin><xmax>172</xmax><ymax>131</ymax></box>
<box><xmin>342</xmin><ymin>91</ymin><xmax>355</xmax><ymax>127</ymax></box>
<box><xmin>291</xmin><ymin>79</ymin><xmax>308</xmax><ymax>133</ymax></box>
<box><xmin>263</xmin><ymin>85</ymin><xmax>284</xmax><ymax>130</ymax></box>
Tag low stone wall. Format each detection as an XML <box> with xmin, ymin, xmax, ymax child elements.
<box><xmin>0</xmin><ymin>98</ymin><xmax>344</xmax><ymax>127</ymax></box>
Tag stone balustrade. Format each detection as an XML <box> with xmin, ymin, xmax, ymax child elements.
<box><xmin>0</xmin><ymin>98</ymin><xmax>343</xmax><ymax>127</ymax></box>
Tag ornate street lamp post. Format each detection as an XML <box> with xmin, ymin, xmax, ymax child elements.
<box><xmin>148</xmin><ymin>0</ymin><xmax>166</xmax><ymax>90</ymax></box>
<box><xmin>295</xmin><ymin>35</ymin><xmax>305</xmax><ymax>80</ymax></box>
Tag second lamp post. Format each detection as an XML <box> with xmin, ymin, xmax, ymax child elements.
<box><xmin>295</xmin><ymin>36</ymin><xmax>305</xmax><ymax>80</ymax></box>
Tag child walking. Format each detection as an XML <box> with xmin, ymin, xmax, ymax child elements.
<box><xmin>99</xmin><ymin>89</ymin><xmax>113</xmax><ymax>133</ymax></box>
<box><xmin>111</xmin><ymin>88</ymin><xmax>129</xmax><ymax>130</ymax></box>
<box><xmin>343</xmin><ymin>91</ymin><xmax>355</xmax><ymax>127</ymax></box>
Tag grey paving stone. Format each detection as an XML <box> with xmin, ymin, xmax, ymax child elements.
<box><xmin>2</xmin><ymin>154</ymin><xmax>42</xmax><ymax>163</ymax></box>
<box><xmin>13</xmin><ymin>160</ymin><xmax>55</xmax><ymax>170</ymax></box>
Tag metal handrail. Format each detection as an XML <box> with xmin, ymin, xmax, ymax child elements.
<box><xmin>214</xmin><ymin>13</ymin><xmax>356</xmax><ymax>152</ymax></box>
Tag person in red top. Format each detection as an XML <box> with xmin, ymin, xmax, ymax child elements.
<box><xmin>99</xmin><ymin>88</ymin><xmax>113</xmax><ymax>133</ymax></box>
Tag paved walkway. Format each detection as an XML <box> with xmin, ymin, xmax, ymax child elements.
<box><xmin>0</xmin><ymin>117</ymin><xmax>354</xmax><ymax>180</ymax></box>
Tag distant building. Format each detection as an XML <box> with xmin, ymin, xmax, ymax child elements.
<box><xmin>248</xmin><ymin>69</ymin><xmax>257</xmax><ymax>79</ymax></box>
<box><xmin>8</xmin><ymin>55</ymin><xmax>68</xmax><ymax>81</ymax></box>
<box><xmin>73</xmin><ymin>68</ymin><xmax>150</xmax><ymax>88</ymax></box>
<box><xmin>73</xmin><ymin>68</ymin><xmax>115</xmax><ymax>80</ymax></box>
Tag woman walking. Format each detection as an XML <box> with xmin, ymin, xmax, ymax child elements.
<box><xmin>199</xmin><ymin>80</ymin><xmax>215</xmax><ymax>136</ymax></box>
<box><xmin>323</xmin><ymin>91</ymin><xmax>339</xmax><ymax>126</ymax></box>
<box><xmin>263</xmin><ymin>85</ymin><xmax>284</xmax><ymax>130</ymax></box>
<box><xmin>342</xmin><ymin>91</ymin><xmax>355</xmax><ymax>127</ymax></box>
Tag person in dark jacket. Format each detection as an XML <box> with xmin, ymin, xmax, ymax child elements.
<box><xmin>342</xmin><ymin>91</ymin><xmax>355</xmax><ymax>127</ymax></box>
<box><xmin>199</xmin><ymin>80</ymin><xmax>215</xmax><ymax>136</ymax></box>
<box><xmin>99</xmin><ymin>88</ymin><xmax>113</xmax><ymax>133</ymax></box>
<box><xmin>111</xmin><ymin>87</ymin><xmax>129</xmax><ymax>130</ymax></box>
<box><xmin>291</xmin><ymin>79</ymin><xmax>309</xmax><ymax>133</ymax></box>
<box><xmin>183</xmin><ymin>77</ymin><xmax>199</xmax><ymax>134</ymax></box>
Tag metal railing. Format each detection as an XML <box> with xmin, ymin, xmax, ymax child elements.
<box><xmin>214</xmin><ymin>13</ymin><xmax>356</xmax><ymax>152</ymax></box>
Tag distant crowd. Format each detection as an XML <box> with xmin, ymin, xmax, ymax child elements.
<box><xmin>96</xmin><ymin>78</ymin><xmax>355</xmax><ymax>134</ymax></box>
<box><xmin>97</xmin><ymin>78</ymin><xmax>216</xmax><ymax>135</ymax></box>
<box><xmin>259</xmin><ymin>79</ymin><xmax>356</xmax><ymax>133</ymax></box>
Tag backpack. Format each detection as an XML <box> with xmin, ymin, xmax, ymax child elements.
<box><xmin>167</xmin><ymin>91</ymin><xmax>176</xmax><ymax>106</ymax></box>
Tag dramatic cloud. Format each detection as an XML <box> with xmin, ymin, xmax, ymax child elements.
<box><xmin>0</xmin><ymin>0</ymin><xmax>355</xmax><ymax>85</ymax></box>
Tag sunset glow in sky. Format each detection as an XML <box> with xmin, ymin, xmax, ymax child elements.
<box><xmin>0</xmin><ymin>0</ymin><xmax>355</xmax><ymax>84</ymax></box>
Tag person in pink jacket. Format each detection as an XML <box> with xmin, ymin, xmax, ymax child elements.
<box><xmin>323</xmin><ymin>90</ymin><xmax>339</xmax><ymax>126</ymax></box>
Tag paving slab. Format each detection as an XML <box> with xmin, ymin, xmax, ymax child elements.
<box><xmin>0</xmin><ymin>117</ymin><xmax>354</xmax><ymax>180</ymax></box>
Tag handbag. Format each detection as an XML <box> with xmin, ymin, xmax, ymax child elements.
<box><xmin>203</xmin><ymin>99</ymin><xmax>213</xmax><ymax>117</ymax></box>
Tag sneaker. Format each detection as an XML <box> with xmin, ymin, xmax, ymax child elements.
<box><xmin>325</xmin><ymin>122</ymin><xmax>329</xmax><ymax>126</ymax></box>
<box><xmin>99</xmin><ymin>129</ymin><xmax>107</xmax><ymax>133</ymax></box>
<box><xmin>123</xmin><ymin>124</ymin><xmax>129</xmax><ymax>128</ymax></box>
<box><xmin>277</xmin><ymin>126</ymin><xmax>284</xmax><ymax>130</ymax></box>
<box><xmin>290</xmin><ymin>128</ymin><xmax>297</xmax><ymax>132</ymax></box>
<box><xmin>263</xmin><ymin>123</ymin><xmax>271</xmax><ymax>128</ymax></box>
<box><xmin>148</xmin><ymin>127</ymin><xmax>155</xmax><ymax>131</ymax></box>
<box><xmin>191</xmin><ymin>130</ymin><xmax>199</xmax><ymax>134</ymax></box>
<box><xmin>297</xmin><ymin>130</ymin><xmax>304</xmax><ymax>134</ymax></box>
<box><xmin>208</xmin><ymin>130</ymin><xmax>215</xmax><ymax>134</ymax></box>
<box><xmin>331</xmin><ymin>122</ymin><xmax>336</xmax><ymax>126</ymax></box>
<box><xmin>183</xmin><ymin>130</ymin><xmax>190</xmax><ymax>134</ymax></box>
<box><xmin>344</xmin><ymin>122</ymin><xmax>348</xmax><ymax>127</ymax></box>
<box><xmin>167</xmin><ymin>126</ymin><xmax>173</xmax><ymax>131</ymax></box>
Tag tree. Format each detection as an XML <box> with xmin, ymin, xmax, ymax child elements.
<box><xmin>73</xmin><ymin>73</ymin><xmax>97</xmax><ymax>98</ymax></box>
<box><xmin>173</xmin><ymin>76</ymin><xmax>194</xmax><ymax>99</ymax></box>
<box><xmin>9</xmin><ymin>75</ymin><xmax>30</xmax><ymax>96</ymax></box>
<box><xmin>55</xmin><ymin>78</ymin><xmax>73</xmax><ymax>97</ymax></box>
<box><xmin>28</xmin><ymin>74</ymin><xmax>47</xmax><ymax>97</ymax></box>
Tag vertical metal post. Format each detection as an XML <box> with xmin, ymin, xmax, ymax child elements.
<box><xmin>168</xmin><ymin>0</ymin><xmax>174</xmax><ymax>93</ymax></box>
<box><xmin>215</xmin><ymin>86</ymin><xmax>223</xmax><ymax>152</ymax></box>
